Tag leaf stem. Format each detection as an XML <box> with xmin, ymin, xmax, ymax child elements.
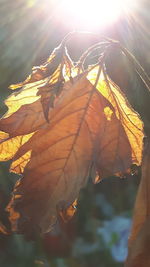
<box><xmin>61</xmin><ymin>31</ymin><xmax>150</xmax><ymax>94</ymax></box>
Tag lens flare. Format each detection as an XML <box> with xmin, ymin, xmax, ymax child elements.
<box><xmin>61</xmin><ymin>0</ymin><xmax>136</xmax><ymax>29</ymax></box>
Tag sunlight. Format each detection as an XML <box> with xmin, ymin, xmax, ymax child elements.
<box><xmin>61</xmin><ymin>0</ymin><xmax>136</xmax><ymax>29</ymax></box>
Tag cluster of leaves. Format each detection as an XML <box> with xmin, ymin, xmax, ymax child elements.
<box><xmin>0</xmin><ymin>33</ymin><xmax>143</xmax><ymax>237</ymax></box>
<box><xmin>1</xmin><ymin>32</ymin><xmax>149</xmax><ymax>266</ymax></box>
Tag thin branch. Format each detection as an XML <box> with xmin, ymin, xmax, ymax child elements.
<box><xmin>119</xmin><ymin>44</ymin><xmax>150</xmax><ymax>93</ymax></box>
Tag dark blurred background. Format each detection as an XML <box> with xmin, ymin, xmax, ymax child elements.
<box><xmin>0</xmin><ymin>0</ymin><xmax>149</xmax><ymax>266</ymax></box>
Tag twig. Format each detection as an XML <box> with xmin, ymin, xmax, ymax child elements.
<box><xmin>119</xmin><ymin>44</ymin><xmax>150</xmax><ymax>93</ymax></box>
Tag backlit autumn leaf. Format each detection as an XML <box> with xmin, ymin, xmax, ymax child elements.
<box><xmin>0</xmin><ymin>42</ymin><xmax>143</xmax><ymax>235</ymax></box>
<box><xmin>126</xmin><ymin>140</ymin><xmax>150</xmax><ymax>266</ymax></box>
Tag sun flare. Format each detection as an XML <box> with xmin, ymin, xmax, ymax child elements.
<box><xmin>61</xmin><ymin>0</ymin><xmax>135</xmax><ymax>29</ymax></box>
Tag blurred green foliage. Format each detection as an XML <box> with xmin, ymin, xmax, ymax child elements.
<box><xmin>0</xmin><ymin>0</ymin><xmax>149</xmax><ymax>266</ymax></box>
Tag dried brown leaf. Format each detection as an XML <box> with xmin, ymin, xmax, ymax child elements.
<box><xmin>126</xmin><ymin>139</ymin><xmax>150</xmax><ymax>266</ymax></box>
<box><xmin>9</xmin><ymin>43</ymin><xmax>64</xmax><ymax>90</ymax></box>
<box><xmin>0</xmin><ymin>64</ymin><xmax>143</xmax><ymax>234</ymax></box>
<box><xmin>88</xmin><ymin>68</ymin><xmax>143</xmax><ymax>177</ymax></box>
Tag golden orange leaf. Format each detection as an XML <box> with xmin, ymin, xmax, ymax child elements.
<box><xmin>9</xmin><ymin>43</ymin><xmax>64</xmax><ymax>90</ymax></box>
<box><xmin>0</xmin><ymin>57</ymin><xmax>143</xmax><ymax>234</ymax></box>
<box><xmin>88</xmin><ymin>67</ymin><xmax>143</xmax><ymax>167</ymax></box>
